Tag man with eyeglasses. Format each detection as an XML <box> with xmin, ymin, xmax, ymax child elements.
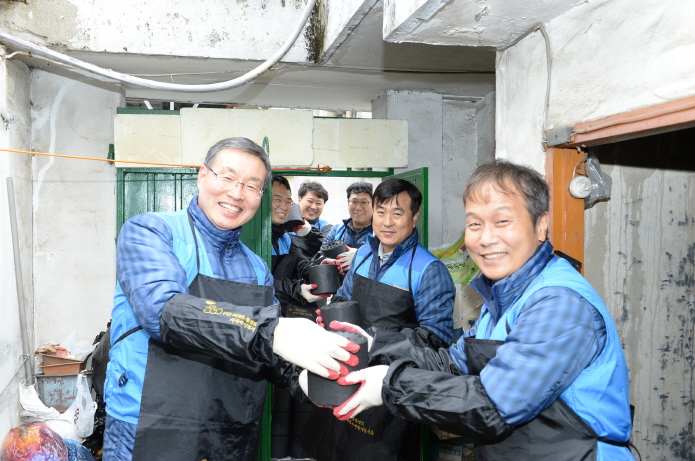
<box><xmin>102</xmin><ymin>138</ymin><xmax>359</xmax><ymax>461</ymax></box>
<box><xmin>269</xmin><ymin>175</ymin><xmax>329</xmax><ymax>459</ymax></box>
<box><xmin>324</xmin><ymin>181</ymin><xmax>375</xmax><ymax>273</ymax></box>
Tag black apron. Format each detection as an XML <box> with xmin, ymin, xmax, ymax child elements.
<box><xmin>464</xmin><ymin>336</ymin><xmax>629</xmax><ymax>461</ymax></box>
<box><xmin>303</xmin><ymin>245</ymin><xmax>427</xmax><ymax>461</ymax></box>
<box><xmin>132</xmin><ymin>214</ymin><xmax>274</xmax><ymax>461</ymax></box>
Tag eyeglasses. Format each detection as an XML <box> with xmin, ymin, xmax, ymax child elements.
<box><xmin>348</xmin><ymin>199</ymin><xmax>372</xmax><ymax>207</ymax></box>
<box><xmin>206</xmin><ymin>166</ymin><xmax>264</xmax><ymax>199</ymax></box>
<box><xmin>272</xmin><ymin>196</ymin><xmax>293</xmax><ymax>207</ymax></box>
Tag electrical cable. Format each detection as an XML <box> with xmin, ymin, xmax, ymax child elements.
<box><xmin>0</xmin><ymin>0</ymin><xmax>317</xmax><ymax>93</ymax></box>
<box><xmin>0</xmin><ymin>147</ymin><xmax>332</xmax><ymax>172</ymax></box>
<box><xmin>537</xmin><ymin>23</ymin><xmax>552</xmax><ymax>149</ymax></box>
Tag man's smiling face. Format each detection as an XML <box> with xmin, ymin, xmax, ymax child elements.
<box><xmin>196</xmin><ymin>148</ymin><xmax>266</xmax><ymax>231</ymax></box>
<box><xmin>464</xmin><ymin>182</ymin><xmax>548</xmax><ymax>283</ymax></box>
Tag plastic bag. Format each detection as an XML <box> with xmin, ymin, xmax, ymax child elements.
<box><xmin>19</xmin><ymin>385</ymin><xmax>61</xmax><ymax>420</ymax></box>
<box><xmin>60</xmin><ymin>332</ymin><xmax>97</xmax><ymax>361</ymax></box>
<box><xmin>1</xmin><ymin>421</ymin><xmax>68</xmax><ymax>461</ymax></box>
<box><xmin>429</xmin><ymin>231</ymin><xmax>479</xmax><ymax>285</ymax></box>
<box><xmin>20</xmin><ymin>375</ymin><xmax>96</xmax><ymax>442</ymax></box>
<box><xmin>63</xmin><ymin>439</ymin><xmax>95</xmax><ymax>461</ymax></box>
<box><xmin>584</xmin><ymin>153</ymin><xmax>612</xmax><ymax>209</ymax></box>
<box><xmin>69</xmin><ymin>374</ymin><xmax>97</xmax><ymax>439</ymax></box>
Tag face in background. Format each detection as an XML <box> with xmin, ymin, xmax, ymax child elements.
<box><xmin>348</xmin><ymin>192</ymin><xmax>373</xmax><ymax>229</ymax></box>
<box><xmin>298</xmin><ymin>191</ymin><xmax>325</xmax><ymax>222</ymax></box>
<box><xmin>464</xmin><ymin>182</ymin><xmax>549</xmax><ymax>283</ymax></box>
<box><xmin>271</xmin><ymin>182</ymin><xmax>293</xmax><ymax>226</ymax></box>
<box><xmin>197</xmin><ymin>148</ymin><xmax>266</xmax><ymax>231</ymax></box>
<box><xmin>372</xmin><ymin>191</ymin><xmax>419</xmax><ymax>254</ymax></box>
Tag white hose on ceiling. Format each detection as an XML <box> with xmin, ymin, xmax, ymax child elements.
<box><xmin>0</xmin><ymin>0</ymin><xmax>317</xmax><ymax>93</ymax></box>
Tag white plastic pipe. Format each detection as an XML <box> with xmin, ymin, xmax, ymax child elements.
<box><xmin>6</xmin><ymin>177</ymin><xmax>34</xmax><ymax>384</ymax></box>
<box><xmin>0</xmin><ymin>0</ymin><xmax>317</xmax><ymax>93</ymax></box>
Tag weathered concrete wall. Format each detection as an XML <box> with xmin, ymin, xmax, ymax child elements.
<box><xmin>496</xmin><ymin>0</ymin><xmax>695</xmax><ymax>171</ymax></box>
<box><xmin>30</xmin><ymin>70</ymin><xmax>123</xmax><ymax>348</ymax></box>
<box><xmin>441</xmin><ymin>92</ymin><xmax>496</xmax><ymax>245</ymax></box>
<box><xmin>372</xmin><ymin>90</ymin><xmax>445</xmax><ymax>246</ymax></box>
<box><xmin>442</xmin><ymin>98</ymin><xmax>476</xmax><ymax>244</ymax></box>
<box><xmin>1</xmin><ymin>0</ymin><xmax>316</xmax><ymax>63</ymax></box>
<box><xmin>0</xmin><ymin>50</ymin><xmax>33</xmax><ymax>439</ymax></box>
<box><xmin>374</xmin><ymin>90</ymin><xmax>495</xmax><ymax>247</ymax></box>
<box><xmin>584</xmin><ymin>131</ymin><xmax>695</xmax><ymax>460</ymax></box>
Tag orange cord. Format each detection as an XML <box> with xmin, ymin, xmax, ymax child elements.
<box><xmin>0</xmin><ymin>147</ymin><xmax>332</xmax><ymax>172</ymax></box>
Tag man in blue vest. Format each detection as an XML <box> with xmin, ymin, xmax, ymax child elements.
<box><xmin>302</xmin><ymin>178</ymin><xmax>455</xmax><ymax>461</ymax></box>
<box><xmin>297</xmin><ymin>180</ymin><xmax>332</xmax><ymax>236</ymax></box>
<box><xmin>333</xmin><ymin>161</ymin><xmax>635</xmax><ymax>461</ymax></box>
<box><xmin>325</xmin><ymin>181</ymin><xmax>374</xmax><ymax>247</ymax></box>
<box><xmin>323</xmin><ymin>181</ymin><xmax>374</xmax><ymax>274</ymax></box>
<box><xmin>102</xmin><ymin>137</ymin><xmax>359</xmax><ymax>461</ymax></box>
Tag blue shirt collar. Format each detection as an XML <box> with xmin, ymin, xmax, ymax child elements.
<box><xmin>189</xmin><ymin>196</ymin><xmax>243</xmax><ymax>251</ymax></box>
<box><xmin>471</xmin><ymin>240</ymin><xmax>554</xmax><ymax>322</ymax></box>
<box><xmin>367</xmin><ymin>227</ymin><xmax>419</xmax><ymax>259</ymax></box>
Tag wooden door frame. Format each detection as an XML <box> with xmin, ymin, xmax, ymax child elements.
<box><xmin>545</xmin><ymin>95</ymin><xmax>695</xmax><ymax>272</ymax></box>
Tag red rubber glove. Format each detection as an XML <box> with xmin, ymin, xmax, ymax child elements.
<box><xmin>321</xmin><ymin>257</ymin><xmax>347</xmax><ymax>276</ymax></box>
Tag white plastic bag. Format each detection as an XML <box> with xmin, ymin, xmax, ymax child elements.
<box><xmin>19</xmin><ymin>382</ymin><xmax>80</xmax><ymax>441</ymax></box>
<box><xmin>61</xmin><ymin>331</ymin><xmax>97</xmax><ymax>360</ymax></box>
<box><xmin>69</xmin><ymin>373</ymin><xmax>98</xmax><ymax>439</ymax></box>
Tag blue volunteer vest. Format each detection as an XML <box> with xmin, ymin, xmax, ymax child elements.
<box><xmin>106</xmin><ymin>209</ymin><xmax>267</xmax><ymax>424</ymax></box>
<box><xmin>475</xmin><ymin>257</ymin><xmax>632</xmax><ymax>460</ymax></box>
<box><xmin>353</xmin><ymin>242</ymin><xmax>437</xmax><ymax>295</ymax></box>
<box><xmin>272</xmin><ymin>232</ymin><xmax>292</xmax><ymax>256</ymax></box>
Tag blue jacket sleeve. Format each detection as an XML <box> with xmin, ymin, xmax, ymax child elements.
<box><xmin>116</xmin><ymin>214</ymin><xmax>189</xmax><ymax>341</ymax></box>
<box><xmin>413</xmin><ymin>261</ymin><xmax>455</xmax><ymax>344</ymax></box>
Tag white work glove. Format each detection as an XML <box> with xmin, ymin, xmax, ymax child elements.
<box><xmin>337</xmin><ymin>245</ymin><xmax>358</xmax><ymax>272</ymax></box>
<box><xmin>292</xmin><ymin>220</ymin><xmax>312</xmax><ymax>237</ymax></box>
<box><xmin>300</xmin><ymin>283</ymin><xmax>330</xmax><ymax>303</ymax></box>
<box><xmin>333</xmin><ymin>365</ymin><xmax>389</xmax><ymax>421</ymax></box>
<box><xmin>327</xmin><ymin>321</ymin><xmax>373</xmax><ymax>351</ymax></box>
<box><xmin>299</xmin><ymin>369</ymin><xmax>309</xmax><ymax>398</ymax></box>
<box><xmin>272</xmin><ymin>317</ymin><xmax>359</xmax><ymax>379</ymax></box>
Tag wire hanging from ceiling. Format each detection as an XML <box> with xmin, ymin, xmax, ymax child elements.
<box><xmin>0</xmin><ymin>0</ymin><xmax>317</xmax><ymax>93</ymax></box>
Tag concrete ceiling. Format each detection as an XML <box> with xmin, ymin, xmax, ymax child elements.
<box><xmin>384</xmin><ymin>0</ymin><xmax>583</xmax><ymax>47</ymax></box>
<box><xmin>8</xmin><ymin>0</ymin><xmax>581</xmax><ymax>111</ymax></box>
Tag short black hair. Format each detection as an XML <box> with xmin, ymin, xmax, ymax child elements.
<box><xmin>272</xmin><ymin>175</ymin><xmax>291</xmax><ymax>193</ymax></box>
<box><xmin>373</xmin><ymin>178</ymin><xmax>421</xmax><ymax>215</ymax></box>
<box><xmin>203</xmin><ymin>137</ymin><xmax>272</xmax><ymax>188</ymax></box>
<box><xmin>346</xmin><ymin>181</ymin><xmax>373</xmax><ymax>199</ymax></box>
<box><xmin>298</xmin><ymin>181</ymin><xmax>328</xmax><ymax>202</ymax></box>
<box><xmin>463</xmin><ymin>160</ymin><xmax>549</xmax><ymax>226</ymax></box>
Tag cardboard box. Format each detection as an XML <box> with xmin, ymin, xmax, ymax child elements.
<box><xmin>38</xmin><ymin>355</ymin><xmax>87</xmax><ymax>376</ymax></box>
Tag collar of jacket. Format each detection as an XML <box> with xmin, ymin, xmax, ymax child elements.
<box><xmin>271</xmin><ymin>223</ymin><xmax>286</xmax><ymax>246</ymax></box>
<box><xmin>189</xmin><ymin>196</ymin><xmax>243</xmax><ymax>252</ymax></box>
<box><xmin>366</xmin><ymin>227</ymin><xmax>419</xmax><ymax>261</ymax></box>
<box><xmin>344</xmin><ymin>217</ymin><xmax>372</xmax><ymax>234</ymax></box>
<box><xmin>470</xmin><ymin>240</ymin><xmax>554</xmax><ymax>322</ymax></box>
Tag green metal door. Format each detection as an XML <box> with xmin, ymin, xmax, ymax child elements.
<box><xmin>384</xmin><ymin>168</ymin><xmax>429</xmax><ymax>247</ymax></box>
<box><xmin>116</xmin><ymin>167</ymin><xmax>271</xmax><ymax>261</ymax></box>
